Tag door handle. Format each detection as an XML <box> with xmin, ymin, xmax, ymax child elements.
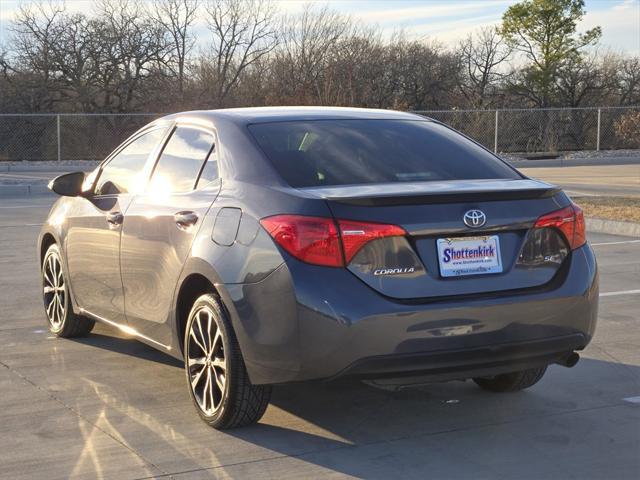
<box><xmin>174</xmin><ymin>211</ymin><xmax>199</xmax><ymax>230</ymax></box>
<box><xmin>106</xmin><ymin>211</ymin><xmax>123</xmax><ymax>226</ymax></box>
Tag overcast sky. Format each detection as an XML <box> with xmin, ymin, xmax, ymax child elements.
<box><xmin>1</xmin><ymin>0</ymin><xmax>638</xmax><ymax>55</ymax></box>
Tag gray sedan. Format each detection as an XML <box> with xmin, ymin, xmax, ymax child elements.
<box><xmin>38</xmin><ymin>107</ymin><xmax>598</xmax><ymax>429</ymax></box>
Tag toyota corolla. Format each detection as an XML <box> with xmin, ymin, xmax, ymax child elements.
<box><xmin>38</xmin><ymin>107</ymin><xmax>598</xmax><ymax>429</ymax></box>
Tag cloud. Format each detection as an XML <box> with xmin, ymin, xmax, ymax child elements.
<box><xmin>390</xmin><ymin>14</ymin><xmax>502</xmax><ymax>44</ymax></box>
<box><xmin>0</xmin><ymin>1</ymin><xmax>18</xmax><ymax>22</ymax></box>
<box><xmin>582</xmin><ymin>0</ymin><xmax>640</xmax><ymax>55</ymax></box>
<box><xmin>352</xmin><ymin>0</ymin><xmax>513</xmax><ymax>24</ymax></box>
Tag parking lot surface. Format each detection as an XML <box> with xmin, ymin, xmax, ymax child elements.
<box><xmin>519</xmin><ymin>164</ymin><xmax>640</xmax><ymax>197</ymax></box>
<box><xmin>0</xmin><ymin>194</ymin><xmax>639</xmax><ymax>480</ymax></box>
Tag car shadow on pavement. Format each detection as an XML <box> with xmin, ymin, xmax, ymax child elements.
<box><xmin>221</xmin><ymin>357</ymin><xmax>640</xmax><ymax>478</ymax></box>
<box><xmin>63</xmin><ymin>330</ymin><xmax>639</xmax><ymax>478</ymax></box>
<box><xmin>71</xmin><ymin>332</ymin><xmax>183</xmax><ymax>368</ymax></box>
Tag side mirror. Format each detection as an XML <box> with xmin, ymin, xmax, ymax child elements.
<box><xmin>48</xmin><ymin>171</ymin><xmax>86</xmax><ymax>197</ymax></box>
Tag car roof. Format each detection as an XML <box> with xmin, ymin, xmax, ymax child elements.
<box><xmin>160</xmin><ymin>106</ymin><xmax>427</xmax><ymax>126</ymax></box>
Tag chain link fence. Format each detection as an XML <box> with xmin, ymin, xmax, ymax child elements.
<box><xmin>0</xmin><ymin>107</ymin><xmax>638</xmax><ymax>161</ymax></box>
<box><xmin>417</xmin><ymin>106</ymin><xmax>640</xmax><ymax>154</ymax></box>
<box><xmin>0</xmin><ymin>114</ymin><xmax>159</xmax><ymax>161</ymax></box>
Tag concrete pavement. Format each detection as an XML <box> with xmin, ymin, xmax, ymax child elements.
<box><xmin>0</xmin><ymin>195</ymin><xmax>638</xmax><ymax>479</ymax></box>
<box><xmin>519</xmin><ymin>164</ymin><xmax>640</xmax><ymax>198</ymax></box>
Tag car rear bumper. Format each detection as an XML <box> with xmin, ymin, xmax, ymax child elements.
<box><xmin>224</xmin><ymin>244</ymin><xmax>598</xmax><ymax>385</ymax></box>
<box><xmin>336</xmin><ymin>333</ymin><xmax>585</xmax><ymax>383</ymax></box>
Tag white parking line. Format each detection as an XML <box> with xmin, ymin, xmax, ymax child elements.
<box><xmin>566</xmin><ymin>190</ymin><xmax>601</xmax><ymax>197</ymax></box>
<box><xmin>592</xmin><ymin>240</ymin><xmax>640</xmax><ymax>246</ymax></box>
<box><xmin>600</xmin><ymin>290</ymin><xmax>640</xmax><ymax>297</ymax></box>
<box><xmin>623</xmin><ymin>396</ymin><xmax>640</xmax><ymax>404</ymax></box>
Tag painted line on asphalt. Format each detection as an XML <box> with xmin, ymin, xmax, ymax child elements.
<box><xmin>623</xmin><ymin>396</ymin><xmax>640</xmax><ymax>404</ymax></box>
<box><xmin>566</xmin><ymin>190</ymin><xmax>601</xmax><ymax>197</ymax></box>
<box><xmin>600</xmin><ymin>290</ymin><xmax>640</xmax><ymax>297</ymax></box>
<box><xmin>592</xmin><ymin>240</ymin><xmax>640</xmax><ymax>246</ymax></box>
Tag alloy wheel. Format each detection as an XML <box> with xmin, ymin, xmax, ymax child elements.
<box><xmin>43</xmin><ymin>251</ymin><xmax>66</xmax><ymax>331</ymax></box>
<box><xmin>187</xmin><ymin>306</ymin><xmax>227</xmax><ymax>416</ymax></box>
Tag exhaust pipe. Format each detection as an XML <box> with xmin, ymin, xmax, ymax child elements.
<box><xmin>556</xmin><ymin>352</ymin><xmax>580</xmax><ymax>368</ymax></box>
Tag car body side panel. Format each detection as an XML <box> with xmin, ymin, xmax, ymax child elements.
<box><xmin>171</xmin><ymin>182</ymin><xmax>298</xmax><ymax>371</ymax></box>
<box><xmin>187</xmin><ymin>183</ymin><xmax>290</xmax><ymax>285</ymax></box>
<box><xmin>120</xmin><ymin>184</ymin><xmax>220</xmax><ymax>347</ymax></box>
<box><xmin>222</xmin><ymin>265</ymin><xmax>301</xmax><ymax>383</ymax></box>
<box><xmin>63</xmin><ymin>194</ymin><xmax>133</xmax><ymax>324</ymax></box>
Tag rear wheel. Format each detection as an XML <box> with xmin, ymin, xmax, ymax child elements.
<box><xmin>42</xmin><ymin>243</ymin><xmax>94</xmax><ymax>337</ymax></box>
<box><xmin>184</xmin><ymin>293</ymin><xmax>271</xmax><ymax>429</ymax></box>
<box><xmin>473</xmin><ymin>366</ymin><xmax>547</xmax><ymax>392</ymax></box>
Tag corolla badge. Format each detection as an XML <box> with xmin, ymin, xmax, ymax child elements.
<box><xmin>463</xmin><ymin>209</ymin><xmax>487</xmax><ymax>228</ymax></box>
<box><xmin>373</xmin><ymin>267</ymin><xmax>416</xmax><ymax>276</ymax></box>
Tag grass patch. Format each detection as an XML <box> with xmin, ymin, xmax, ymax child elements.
<box><xmin>572</xmin><ymin>196</ymin><xmax>640</xmax><ymax>223</ymax></box>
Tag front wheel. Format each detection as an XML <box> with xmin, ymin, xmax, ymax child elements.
<box><xmin>473</xmin><ymin>366</ymin><xmax>547</xmax><ymax>392</ymax></box>
<box><xmin>184</xmin><ymin>293</ymin><xmax>271</xmax><ymax>429</ymax></box>
<box><xmin>42</xmin><ymin>243</ymin><xmax>94</xmax><ymax>337</ymax></box>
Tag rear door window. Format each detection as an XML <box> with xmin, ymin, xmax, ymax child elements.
<box><xmin>148</xmin><ymin>127</ymin><xmax>215</xmax><ymax>194</ymax></box>
<box><xmin>248</xmin><ymin>120</ymin><xmax>521</xmax><ymax>187</ymax></box>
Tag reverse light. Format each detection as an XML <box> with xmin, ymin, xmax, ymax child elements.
<box><xmin>260</xmin><ymin>215</ymin><xmax>406</xmax><ymax>267</ymax></box>
<box><xmin>337</xmin><ymin>219</ymin><xmax>406</xmax><ymax>263</ymax></box>
<box><xmin>533</xmin><ymin>203</ymin><xmax>586</xmax><ymax>250</ymax></box>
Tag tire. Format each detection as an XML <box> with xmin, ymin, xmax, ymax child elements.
<box><xmin>473</xmin><ymin>366</ymin><xmax>547</xmax><ymax>392</ymax></box>
<box><xmin>184</xmin><ymin>293</ymin><xmax>271</xmax><ymax>429</ymax></box>
<box><xmin>42</xmin><ymin>243</ymin><xmax>95</xmax><ymax>337</ymax></box>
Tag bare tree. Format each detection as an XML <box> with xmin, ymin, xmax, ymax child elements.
<box><xmin>458</xmin><ymin>27</ymin><xmax>512</xmax><ymax>108</ymax></box>
<box><xmin>275</xmin><ymin>4</ymin><xmax>351</xmax><ymax>104</ymax></box>
<box><xmin>618</xmin><ymin>56</ymin><xmax>640</xmax><ymax>106</ymax></box>
<box><xmin>554</xmin><ymin>52</ymin><xmax>609</xmax><ymax>107</ymax></box>
<box><xmin>150</xmin><ymin>0</ymin><xmax>200</xmax><ymax>94</ymax></box>
<box><xmin>203</xmin><ymin>0</ymin><xmax>279</xmax><ymax>106</ymax></box>
<box><xmin>8</xmin><ymin>1</ymin><xmax>66</xmax><ymax>111</ymax></box>
<box><xmin>94</xmin><ymin>0</ymin><xmax>171</xmax><ymax>111</ymax></box>
<box><xmin>330</xmin><ymin>29</ymin><xmax>392</xmax><ymax>107</ymax></box>
<box><xmin>2</xmin><ymin>0</ymin><xmax>638</xmax><ymax>114</ymax></box>
<box><xmin>392</xmin><ymin>36</ymin><xmax>460</xmax><ymax>110</ymax></box>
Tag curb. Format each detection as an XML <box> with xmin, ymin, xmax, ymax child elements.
<box><xmin>507</xmin><ymin>156</ymin><xmax>640</xmax><ymax>168</ymax></box>
<box><xmin>0</xmin><ymin>184</ymin><xmax>51</xmax><ymax>197</ymax></box>
<box><xmin>585</xmin><ymin>217</ymin><xmax>640</xmax><ymax>238</ymax></box>
<box><xmin>0</xmin><ymin>163</ymin><xmax>99</xmax><ymax>173</ymax></box>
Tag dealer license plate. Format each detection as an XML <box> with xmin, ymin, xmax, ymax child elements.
<box><xmin>436</xmin><ymin>235</ymin><xmax>502</xmax><ymax>277</ymax></box>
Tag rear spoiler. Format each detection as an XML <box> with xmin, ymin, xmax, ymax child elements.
<box><xmin>327</xmin><ymin>187</ymin><xmax>560</xmax><ymax>206</ymax></box>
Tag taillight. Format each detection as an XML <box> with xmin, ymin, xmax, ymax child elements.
<box><xmin>533</xmin><ymin>203</ymin><xmax>586</xmax><ymax>250</ymax></box>
<box><xmin>260</xmin><ymin>215</ymin><xmax>406</xmax><ymax>267</ymax></box>
<box><xmin>260</xmin><ymin>215</ymin><xmax>343</xmax><ymax>267</ymax></box>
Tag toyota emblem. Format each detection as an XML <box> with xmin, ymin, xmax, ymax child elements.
<box><xmin>463</xmin><ymin>209</ymin><xmax>487</xmax><ymax>228</ymax></box>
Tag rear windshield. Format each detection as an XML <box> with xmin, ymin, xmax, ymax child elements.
<box><xmin>248</xmin><ymin>119</ymin><xmax>520</xmax><ymax>187</ymax></box>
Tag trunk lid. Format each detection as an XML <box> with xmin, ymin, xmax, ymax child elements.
<box><xmin>302</xmin><ymin>179</ymin><xmax>568</xmax><ymax>300</ymax></box>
